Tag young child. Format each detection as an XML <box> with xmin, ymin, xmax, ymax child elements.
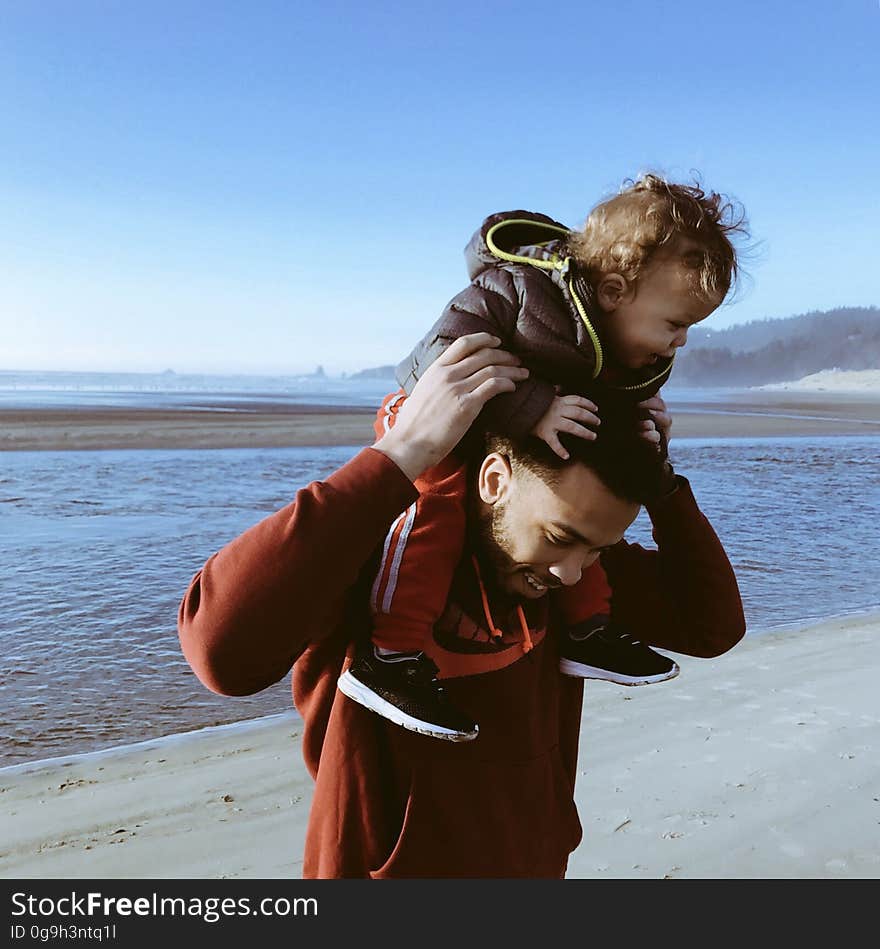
<box><xmin>338</xmin><ymin>173</ymin><xmax>746</xmax><ymax>740</ymax></box>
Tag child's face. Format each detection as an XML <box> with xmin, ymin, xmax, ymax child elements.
<box><xmin>596</xmin><ymin>251</ymin><xmax>723</xmax><ymax>370</ymax></box>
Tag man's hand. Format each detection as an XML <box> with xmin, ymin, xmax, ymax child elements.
<box><xmin>530</xmin><ymin>393</ymin><xmax>600</xmax><ymax>460</ymax></box>
<box><xmin>636</xmin><ymin>393</ymin><xmax>672</xmax><ymax>451</ymax></box>
<box><xmin>373</xmin><ymin>333</ymin><xmax>529</xmax><ymax>481</ymax></box>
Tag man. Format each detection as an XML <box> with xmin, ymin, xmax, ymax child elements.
<box><xmin>178</xmin><ymin>333</ymin><xmax>745</xmax><ymax>878</ymax></box>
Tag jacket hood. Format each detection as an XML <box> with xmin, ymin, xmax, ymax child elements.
<box><xmin>464</xmin><ymin>210</ymin><xmax>572</xmax><ymax>281</ymax></box>
<box><xmin>464</xmin><ymin>210</ymin><xmax>674</xmax><ymax>393</ymax></box>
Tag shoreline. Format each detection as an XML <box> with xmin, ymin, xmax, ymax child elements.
<box><xmin>0</xmin><ymin>712</ymin><xmax>301</xmax><ymax>778</ymax></box>
<box><xmin>4</xmin><ymin>606</ymin><xmax>878</xmax><ymax>777</ymax></box>
<box><xmin>2</xmin><ymin>608</ymin><xmax>878</xmax><ymax>879</ymax></box>
<box><xmin>0</xmin><ymin>604</ymin><xmax>880</xmax><ymax>781</ymax></box>
<box><xmin>3</xmin><ymin>391</ymin><xmax>880</xmax><ymax>451</ymax></box>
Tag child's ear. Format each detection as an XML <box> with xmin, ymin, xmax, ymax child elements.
<box><xmin>596</xmin><ymin>273</ymin><xmax>631</xmax><ymax>312</ymax></box>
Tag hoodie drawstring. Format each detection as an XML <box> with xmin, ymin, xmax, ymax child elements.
<box><xmin>471</xmin><ymin>555</ymin><xmax>533</xmax><ymax>654</ymax></box>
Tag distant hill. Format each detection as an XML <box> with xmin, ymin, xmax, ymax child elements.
<box><xmin>350</xmin><ymin>307</ymin><xmax>880</xmax><ymax>387</ymax></box>
<box><xmin>349</xmin><ymin>365</ymin><xmax>397</xmax><ymax>380</ymax></box>
<box><xmin>675</xmin><ymin>306</ymin><xmax>880</xmax><ymax>386</ymax></box>
<box><xmin>690</xmin><ymin>307</ymin><xmax>879</xmax><ymax>351</ymax></box>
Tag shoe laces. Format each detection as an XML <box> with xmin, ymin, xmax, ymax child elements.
<box><xmin>402</xmin><ymin>653</ymin><xmax>441</xmax><ymax>687</ymax></box>
<box><xmin>577</xmin><ymin>625</ymin><xmax>642</xmax><ymax>648</ymax></box>
<box><xmin>615</xmin><ymin>630</ymin><xmax>642</xmax><ymax>647</ymax></box>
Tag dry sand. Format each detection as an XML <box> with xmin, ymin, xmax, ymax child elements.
<box><xmin>758</xmin><ymin>369</ymin><xmax>880</xmax><ymax>394</ymax></box>
<box><xmin>2</xmin><ymin>611</ymin><xmax>877</xmax><ymax>880</ymax></box>
<box><xmin>669</xmin><ymin>389</ymin><xmax>880</xmax><ymax>438</ymax></box>
<box><xmin>3</xmin><ymin>390</ymin><xmax>880</xmax><ymax>451</ymax></box>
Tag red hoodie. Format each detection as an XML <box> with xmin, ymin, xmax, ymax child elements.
<box><xmin>178</xmin><ymin>447</ymin><xmax>744</xmax><ymax>878</ymax></box>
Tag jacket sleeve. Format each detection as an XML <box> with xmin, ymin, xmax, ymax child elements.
<box><xmin>600</xmin><ymin>476</ymin><xmax>746</xmax><ymax>658</ymax></box>
<box><xmin>177</xmin><ymin>448</ymin><xmax>419</xmax><ymax>697</ymax></box>
<box><xmin>396</xmin><ymin>267</ymin><xmax>556</xmax><ymax>438</ymax></box>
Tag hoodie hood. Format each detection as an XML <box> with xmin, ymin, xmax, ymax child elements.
<box><xmin>464</xmin><ymin>211</ymin><xmax>674</xmax><ymax>392</ymax></box>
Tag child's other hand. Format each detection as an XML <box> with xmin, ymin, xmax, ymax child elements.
<box><xmin>530</xmin><ymin>394</ymin><xmax>600</xmax><ymax>460</ymax></box>
<box><xmin>637</xmin><ymin>393</ymin><xmax>672</xmax><ymax>451</ymax></box>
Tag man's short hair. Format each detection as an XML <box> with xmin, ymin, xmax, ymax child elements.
<box><xmin>481</xmin><ymin>403</ymin><xmax>666</xmax><ymax>505</ymax></box>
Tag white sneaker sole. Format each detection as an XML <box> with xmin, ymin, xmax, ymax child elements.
<box><xmin>558</xmin><ymin>659</ymin><xmax>680</xmax><ymax>686</ymax></box>
<box><xmin>337</xmin><ymin>670</ymin><xmax>479</xmax><ymax>742</ymax></box>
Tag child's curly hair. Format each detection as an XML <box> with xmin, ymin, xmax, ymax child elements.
<box><xmin>567</xmin><ymin>173</ymin><xmax>749</xmax><ymax>302</ymax></box>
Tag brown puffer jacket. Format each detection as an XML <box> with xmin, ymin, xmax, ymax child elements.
<box><xmin>395</xmin><ymin>210</ymin><xmax>674</xmax><ymax>438</ymax></box>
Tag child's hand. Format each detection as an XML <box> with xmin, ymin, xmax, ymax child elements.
<box><xmin>531</xmin><ymin>394</ymin><xmax>600</xmax><ymax>460</ymax></box>
<box><xmin>636</xmin><ymin>393</ymin><xmax>672</xmax><ymax>451</ymax></box>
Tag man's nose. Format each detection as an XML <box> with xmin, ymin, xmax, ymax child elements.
<box><xmin>548</xmin><ymin>550</ymin><xmax>598</xmax><ymax>587</ymax></box>
<box><xmin>673</xmin><ymin>329</ymin><xmax>689</xmax><ymax>349</ymax></box>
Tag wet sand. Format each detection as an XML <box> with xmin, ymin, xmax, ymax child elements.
<box><xmin>2</xmin><ymin>611</ymin><xmax>877</xmax><ymax>879</ymax></box>
<box><xmin>3</xmin><ymin>391</ymin><xmax>880</xmax><ymax>451</ymax></box>
<box><xmin>0</xmin><ymin>404</ymin><xmax>377</xmax><ymax>451</ymax></box>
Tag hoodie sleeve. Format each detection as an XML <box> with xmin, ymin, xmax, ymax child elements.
<box><xmin>177</xmin><ymin>448</ymin><xmax>419</xmax><ymax>697</ymax></box>
<box><xmin>396</xmin><ymin>267</ymin><xmax>557</xmax><ymax>438</ymax></box>
<box><xmin>600</xmin><ymin>476</ymin><xmax>746</xmax><ymax>659</ymax></box>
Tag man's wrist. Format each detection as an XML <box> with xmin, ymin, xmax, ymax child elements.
<box><xmin>372</xmin><ymin>432</ymin><xmax>433</xmax><ymax>483</ymax></box>
<box><xmin>645</xmin><ymin>461</ymin><xmax>680</xmax><ymax>507</ymax></box>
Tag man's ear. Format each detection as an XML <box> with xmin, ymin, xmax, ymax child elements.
<box><xmin>596</xmin><ymin>273</ymin><xmax>633</xmax><ymax>312</ymax></box>
<box><xmin>478</xmin><ymin>452</ymin><xmax>512</xmax><ymax>504</ymax></box>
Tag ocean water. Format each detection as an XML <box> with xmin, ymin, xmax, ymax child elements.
<box><xmin>0</xmin><ymin>368</ymin><xmax>740</xmax><ymax>411</ymax></box>
<box><xmin>0</xmin><ymin>369</ymin><xmax>397</xmax><ymax>410</ymax></box>
<box><xmin>1</xmin><ymin>436</ymin><xmax>879</xmax><ymax>766</ymax></box>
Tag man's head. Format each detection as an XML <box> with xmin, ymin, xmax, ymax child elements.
<box><xmin>567</xmin><ymin>173</ymin><xmax>748</xmax><ymax>370</ymax></box>
<box><xmin>470</xmin><ymin>417</ymin><xmax>663</xmax><ymax>601</ymax></box>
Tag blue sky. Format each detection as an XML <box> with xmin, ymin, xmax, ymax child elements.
<box><xmin>1</xmin><ymin>0</ymin><xmax>878</xmax><ymax>374</ymax></box>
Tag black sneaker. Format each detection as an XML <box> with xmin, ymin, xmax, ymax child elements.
<box><xmin>337</xmin><ymin>647</ymin><xmax>479</xmax><ymax>742</ymax></box>
<box><xmin>559</xmin><ymin>617</ymin><xmax>680</xmax><ymax>686</ymax></box>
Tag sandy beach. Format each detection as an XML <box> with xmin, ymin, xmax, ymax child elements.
<box><xmin>3</xmin><ymin>389</ymin><xmax>880</xmax><ymax>451</ymax></box>
<box><xmin>0</xmin><ymin>404</ymin><xmax>378</xmax><ymax>452</ymax></box>
<box><xmin>758</xmin><ymin>368</ymin><xmax>880</xmax><ymax>394</ymax></box>
<box><xmin>1</xmin><ymin>611</ymin><xmax>877</xmax><ymax>880</ymax></box>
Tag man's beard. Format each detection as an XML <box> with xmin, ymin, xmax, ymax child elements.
<box><xmin>468</xmin><ymin>496</ymin><xmax>522</xmax><ymax>601</ymax></box>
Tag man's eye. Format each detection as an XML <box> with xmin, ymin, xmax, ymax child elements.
<box><xmin>545</xmin><ymin>534</ymin><xmax>571</xmax><ymax>547</ymax></box>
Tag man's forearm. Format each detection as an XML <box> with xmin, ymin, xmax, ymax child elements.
<box><xmin>602</xmin><ymin>476</ymin><xmax>745</xmax><ymax>658</ymax></box>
